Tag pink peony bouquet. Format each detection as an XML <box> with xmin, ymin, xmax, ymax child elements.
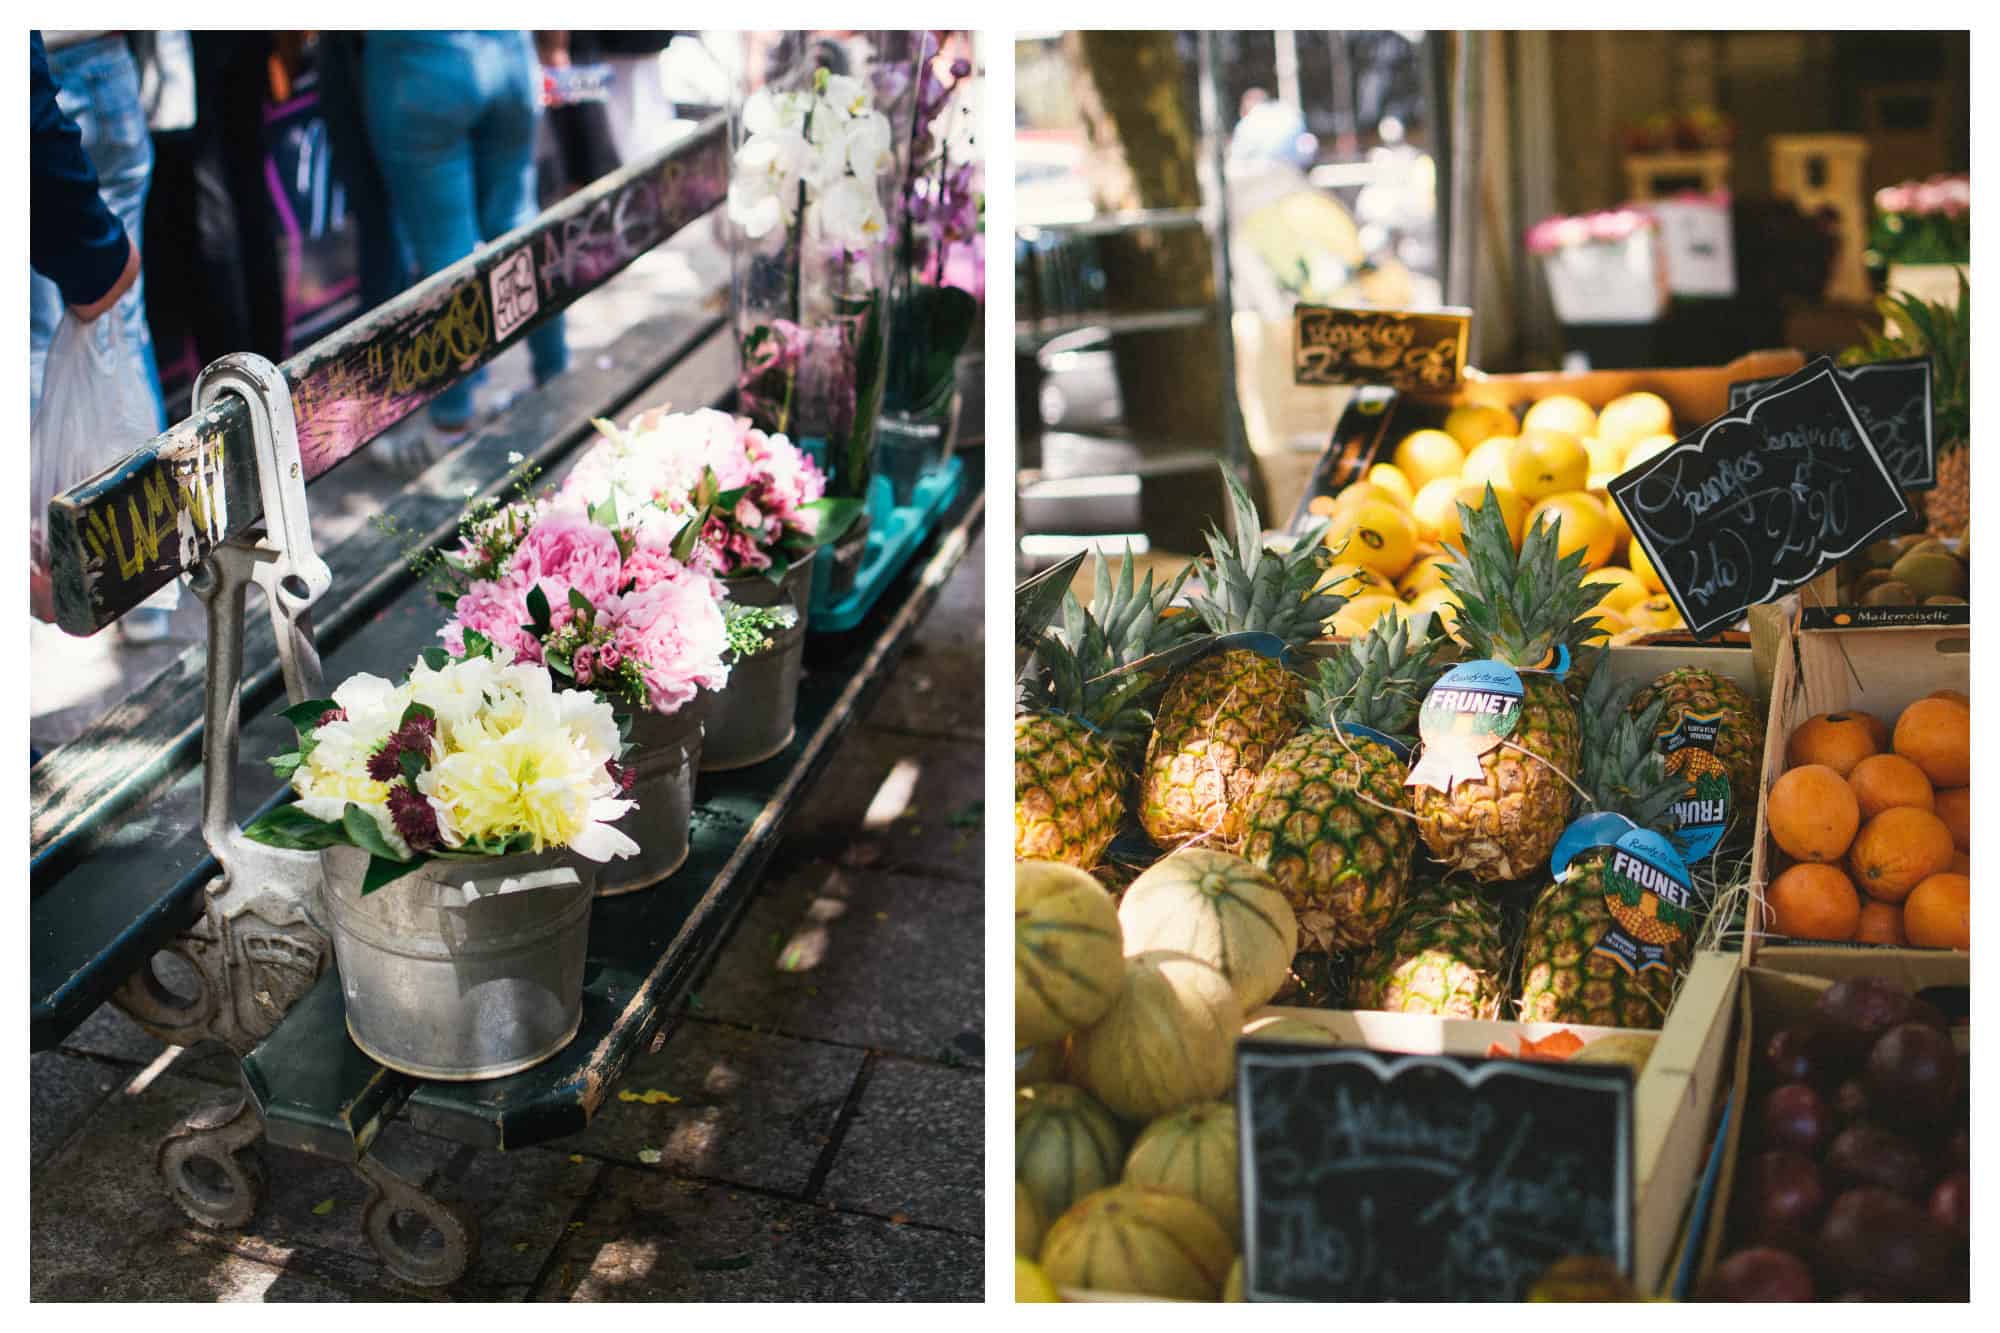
<box><xmin>425</xmin><ymin>479</ymin><xmax>793</xmax><ymax>718</ymax></box>
<box><xmin>560</xmin><ymin>406</ymin><xmax>862</xmax><ymax>582</ymax></box>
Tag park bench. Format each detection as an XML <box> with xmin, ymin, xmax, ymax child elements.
<box><xmin>31</xmin><ymin>116</ymin><xmax>985</xmax><ymax>1289</ymax></box>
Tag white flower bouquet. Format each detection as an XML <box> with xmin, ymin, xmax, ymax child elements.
<box><xmin>244</xmin><ymin>642</ymin><xmax>642</xmax><ymax>895</ymax></box>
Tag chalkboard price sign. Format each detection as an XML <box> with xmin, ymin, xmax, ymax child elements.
<box><xmin>1237</xmin><ymin>1044</ymin><xmax>1633</xmax><ymax>1302</ymax></box>
<box><xmin>1730</xmin><ymin>355</ymin><xmax>1935</xmax><ymax>490</ymax></box>
<box><xmin>1609</xmin><ymin>357</ymin><xmax>1910</xmax><ymax>637</ymax></box>
<box><xmin>1293</xmin><ymin>305</ymin><xmax>1470</xmax><ymax>391</ymax></box>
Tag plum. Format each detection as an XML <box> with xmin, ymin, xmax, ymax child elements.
<box><xmin>1929</xmin><ymin>1172</ymin><xmax>1969</xmax><ymax>1235</ymax></box>
<box><xmin>1832</xmin><ymin>1079</ymin><xmax>1871</xmax><ymax>1124</ymax></box>
<box><xmin>1764</xmin><ymin>1024</ymin><xmax>1822</xmax><ymax>1086</ymax></box>
<box><xmin>1763</xmin><ymin>1083</ymin><xmax>1834</xmax><ymax>1156</ymax></box>
<box><xmin>1751</xmin><ymin>1150</ymin><xmax>1827</xmax><ymax>1239</ymax></box>
<box><xmin>1825</xmin><ymin>1123</ymin><xmax>1936</xmax><ymax>1200</ymax></box>
<box><xmin>1864</xmin><ymin>1022</ymin><xmax>1961</xmax><ymax>1127</ymax></box>
<box><xmin>1818</xmin><ymin>1187</ymin><xmax>1955</xmax><ymax>1298</ymax></box>
<box><xmin>1700</xmin><ymin>1247</ymin><xmax>1816</xmax><ymax>1302</ymax></box>
<box><xmin>1814</xmin><ymin>977</ymin><xmax>1920</xmax><ymax>1067</ymax></box>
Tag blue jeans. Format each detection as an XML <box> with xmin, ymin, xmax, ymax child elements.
<box><xmin>30</xmin><ymin>35</ymin><xmax>165</xmax><ymax>428</ymax></box>
<box><xmin>362</xmin><ymin>31</ymin><xmax>567</xmax><ymax>429</ymax></box>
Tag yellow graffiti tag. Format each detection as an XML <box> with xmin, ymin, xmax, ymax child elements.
<box><xmin>388</xmin><ymin>282</ymin><xmax>492</xmax><ymax>396</ymax></box>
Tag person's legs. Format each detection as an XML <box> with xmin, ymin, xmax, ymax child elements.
<box><xmin>363</xmin><ymin>33</ymin><xmax>484</xmax><ymax>429</ymax></box>
<box><xmin>470</xmin><ymin>31</ymin><xmax>568</xmax><ymax>388</ymax></box>
<box><xmin>316</xmin><ymin>33</ymin><xmax>411</xmax><ymax>313</ymax></box>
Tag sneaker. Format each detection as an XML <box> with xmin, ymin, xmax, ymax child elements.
<box><xmin>117</xmin><ymin>606</ymin><xmax>176</xmax><ymax>644</ymax></box>
<box><xmin>374</xmin><ymin>417</ymin><xmax>473</xmax><ymax>480</ymax></box>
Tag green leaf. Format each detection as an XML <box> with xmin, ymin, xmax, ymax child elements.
<box><xmin>398</xmin><ymin>749</ymin><xmax>427</xmax><ymax>783</ymax></box>
<box><xmin>796</xmin><ymin>496</ymin><xmax>864</xmax><ymax>550</ymax></box>
<box><xmin>270</xmin><ymin>751</ymin><xmax>304</xmax><ymax>782</ymax></box>
<box><xmin>421</xmin><ymin>647</ymin><xmax>451</xmax><ymax>672</ymax></box>
<box><xmin>399</xmin><ymin>701</ymin><xmax>434</xmax><ymax>729</ymax></box>
<box><xmin>463</xmin><ymin>630</ymin><xmax>494</xmax><ymax>661</ymax></box>
<box><xmin>281</xmin><ymin>698</ymin><xmax>340</xmax><ymax>732</ymax></box>
<box><xmin>341</xmin><ymin>803</ymin><xmax>406</xmax><ymax>864</ymax></box>
<box><xmin>588</xmin><ymin>493</ymin><xmax>620</xmax><ymax>530</ymax></box>
<box><xmin>525</xmin><ymin>585</ymin><xmax>552</xmax><ymax>636</ymax></box>
<box><xmin>359</xmin><ymin>853</ymin><xmax>416</xmax><ymax>896</ymax></box>
<box><xmin>670</xmin><ymin>513</ymin><xmax>704</xmax><ymax>565</ymax></box>
<box><xmin>716</xmin><ymin>485</ymin><xmax>749</xmax><ymax>510</ymax></box>
<box><xmin>568</xmin><ymin>587</ymin><xmax>595</xmax><ymax>619</ymax></box>
<box><xmin>242</xmin><ymin>804</ymin><xmax>347</xmax><ymax>850</ymax></box>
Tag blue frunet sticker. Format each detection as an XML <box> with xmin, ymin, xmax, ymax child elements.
<box><xmin>1550</xmin><ymin>811</ymin><xmax>1640</xmax><ymax>880</ymax></box>
<box><xmin>1590</xmin><ymin>827</ymin><xmax>1698</xmax><ymax>977</ymax></box>
<box><xmin>1404</xmin><ymin>659</ymin><xmax>1525</xmax><ymax>793</ymax></box>
<box><xmin>1656</xmin><ymin>708</ymin><xmax>1733</xmax><ymax>863</ymax></box>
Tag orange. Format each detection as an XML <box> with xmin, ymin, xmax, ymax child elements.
<box><xmin>1894</xmin><ymin>697</ymin><xmax>1970</xmax><ymax>787</ymax></box>
<box><xmin>1854</xmin><ymin>899</ymin><xmax>1908</xmax><ymax>946</ymax></box>
<box><xmin>1787</xmin><ymin>712</ymin><xmax>1879</xmax><ymax>777</ymax></box>
<box><xmin>1768</xmin><ymin>765</ymin><xmax>1861</xmax><ymax>864</ymax></box>
<box><xmin>1858</xmin><ymin>711</ymin><xmax>1893</xmax><ymax>752</ymax></box>
<box><xmin>1527</xmin><ymin>491</ymin><xmax>1618</xmax><ymax>570</ymax></box>
<box><xmin>1934</xmin><ymin>787</ymin><xmax>1970</xmax><ymax>852</ymax></box>
<box><xmin>1506</xmin><ymin>429</ymin><xmax>1590</xmax><ymax>501</ymax></box>
<box><xmin>1365</xmin><ymin>462</ymin><xmax>1416</xmax><ymax>509</ymax></box>
<box><xmin>1949</xmin><ymin>850</ymin><xmax>1971</xmax><ymax>874</ymax></box>
<box><xmin>1903</xmin><ymin>873</ymin><xmax>1970</xmax><ymax>950</ymax></box>
<box><xmin>1847</xmin><ymin>753</ymin><xmax>1935</xmax><ymax>821</ymax></box>
<box><xmin>1411</xmin><ymin>477</ymin><xmax>1468</xmax><ymax>545</ymax></box>
<box><xmin>1397</xmin><ymin>551</ymin><xmax>1452</xmax><ymax>599</ymax></box>
<box><xmin>1327</xmin><ymin>499</ymin><xmax>1418</xmax><ymax>579</ymax></box>
<box><xmin>1521</xmin><ymin>394</ymin><xmax>1597</xmax><ymax>438</ymax></box>
<box><xmin>1442</xmin><ymin>403</ymin><xmax>1517</xmax><ymax>452</ymax></box>
<box><xmin>1460</xmin><ymin>436</ymin><xmax>1515</xmax><ymax>490</ymax></box>
<box><xmin>1392</xmin><ymin>429</ymin><xmax>1467</xmax><ymax>494</ymax></box>
<box><xmin>1329</xmin><ymin>481</ymin><xmax>1409</xmax><ymax>522</ymax></box>
<box><xmin>1597</xmin><ymin>392</ymin><xmax>1674</xmax><ymax>451</ymax></box>
<box><xmin>1927</xmin><ymin>688</ymin><xmax>1971</xmax><ymax>708</ymax></box>
<box><xmin>1848</xmin><ymin>807</ymin><xmax>1956</xmax><ymax>903</ymax></box>
<box><xmin>1766</xmin><ymin>863</ymin><xmax>1861</xmax><ymax>941</ymax></box>
<box><xmin>1584</xmin><ymin>436</ymin><xmax>1628</xmax><ymax>488</ymax></box>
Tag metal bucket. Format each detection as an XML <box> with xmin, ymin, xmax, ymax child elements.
<box><xmin>319</xmin><ymin>844</ymin><xmax>595</xmax><ymax>1081</ymax></box>
<box><xmin>696</xmin><ymin>551</ymin><xmax>814</xmax><ymax>771</ymax></box>
<box><xmin>596</xmin><ymin>703</ymin><xmax>703</xmax><ymax>897</ymax></box>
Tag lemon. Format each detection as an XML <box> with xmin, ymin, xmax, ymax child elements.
<box><xmin>1521</xmin><ymin>394</ymin><xmax>1598</xmax><ymax>438</ymax></box>
<box><xmin>1320</xmin><ymin>559</ymin><xmax>1391</xmax><ymax>600</ymax></box>
<box><xmin>1583</xmin><ymin>565</ymin><xmax>1649</xmax><ymax>614</ymax></box>
<box><xmin>1526</xmin><ymin>491</ymin><xmax>1617</xmax><ymax>570</ymax></box>
<box><xmin>1410</xmin><ymin>477</ymin><xmax>1465</xmax><ymax>545</ymax></box>
<box><xmin>1327</xmin><ymin>498</ymin><xmax>1417</xmax><ymax>579</ymax></box>
<box><xmin>1441</xmin><ymin>403</ymin><xmax>1517</xmax><ymax>451</ymax></box>
<box><xmin>1628</xmin><ymin>595</ymin><xmax>1684</xmax><ymax>631</ymax></box>
<box><xmin>1460</xmin><ymin>435</ymin><xmax>1515</xmax><ymax>491</ymax></box>
<box><xmin>1630</xmin><ymin>538</ymin><xmax>1666</xmax><ymax>594</ymax></box>
<box><xmin>1398</xmin><ymin>551</ymin><xmax>1452</xmax><ymax>599</ymax></box>
<box><xmin>1597</xmin><ymin>391</ymin><xmax>1674</xmax><ymax>451</ymax></box>
<box><xmin>1405</xmin><ymin>585</ymin><xmax>1462</xmax><ymax>641</ymax></box>
<box><xmin>1597</xmin><ymin>488</ymin><xmax>1633</xmax><ymax>549</ymax></box>
<box><xmin>1583</xmin><ymin>605</ymin><xmax>1628</xmax><ymax>645</ymax></box>
<box><xmin>1622</xmin><ymin>433</ymin><xmax>1677</xmax><ymax>473</ymax></box>
<box><xmin>1392</xmin><ymin>429</ymin><xmax>1467</xmax><ymax>493</ymax></box>
<box><xmin>1584</xmin><ymin>436</ymin><xmax>1628</xmax><ymax>489</ymax></box>
<box><xmin>1016</xmin><ymin>1256</ymin><xmax>1062</xmax><ymax>1303</ymax></box>
<box><xmin>1330</xmin><ymin>593</ymin><xmax>1407</xmax><ymax>639</ymax></box>
<box><xmin>1328</xmin><ymin>480</ymin><xmax>1407</xmax><ymax>523</ymax></box>
<box><xmin>1506</xmin><ymin>429</ymin><xmax>1590</xmax><ymax>502</ymax></box>
<box><xmin>1436</xmin><ymin>482</ymin><xmax>1526</xmax><ymax>552</ymax></box>
<box><xmin>1365</xmin><ymin>462</ymin><xmax>1415</xmax><ymax>509</ymax></box>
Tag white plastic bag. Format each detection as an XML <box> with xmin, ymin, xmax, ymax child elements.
<box><xmin>29</xmin><ymin>311</ymin><xmax>161</xmax><ymax>622</ymax></box>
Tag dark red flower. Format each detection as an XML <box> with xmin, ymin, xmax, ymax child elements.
<box><xmin>316</xmin><ymin>708</ymin><xmax>348</xmax><ymax>728</ymax></box>
<box><xmin>366</xmin><ymin>744</ymin><xmax>403</xmax><ymax>783</ymax></box>
<box><xmin>386</xmin><ymin>783</ymin><xmax>441</xmax><ymax>852</ymax></box>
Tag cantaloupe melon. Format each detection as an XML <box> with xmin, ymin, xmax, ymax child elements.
<box><xmin>1015</xmin><ymin>1082</ymin><xmax>1125</xmax><ymax>1225</ymax></box>
<box><xmin>1124</xmin><ymin>1101</ymin><xmax>1242</xmax><ymax>1244</ymax></box>
<box><xmin>1241</xmin><ymin>1015</ymin><xmax>1339</xmax><ymax>1045</ymax></box>
<box><xmin>1118</xmin><ymin>849</ymin><xmax>1299</xmax><ymax>1014</ymax></box>
<box><xmin>1016</xmin><ymin>1179</ymin><xmax>1047</xmax><ymax>1257</ymax></box>
<box><xmin>1016</xmin><ymin>861</ymin><xmax>1124</xmax><ymax>1049</ymax></box>
<box><xmin>1039</xmin><ymin>1184</ymin><xmax>1235</xmax><ymax>1300</ymax></box>
<box><xmin>1071</xmin><ymin>951</ymin><xmax>1240</xmax><ymax>1120</ymax></box>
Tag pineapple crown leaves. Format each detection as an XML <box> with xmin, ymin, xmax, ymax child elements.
<box><xmin>1304</xmin><ymin>615</ymin><xmax>1447</xmax><ymax>741</ymax></box>
<box><xmin>1440</xmin><ymin>484</ymin><xmax>1604</xmax><ymax>667</ymax></box>
<box><xmin>1574</xmin><ymin>648</ymin><xmax>1683</xmax><ymax>836</ymax></box>
<box><xmin>1186</xmin><ymin>467</ymin><xmax>1344</xmax><ymax>643</ymax></box>
<box><xmin>1020</xmin><ymin>546</ymin><xmax>1194</xmax><ymax>749</ymax></box>
<box><xmin>1841</xmin><ymin>271</ymin><xmax>1968</xmax><ymax>444</ymax></box>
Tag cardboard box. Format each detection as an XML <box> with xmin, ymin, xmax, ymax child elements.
<box><xmin>1688</xmin><ymin>948</ymin><xmax>1970</xmax><ymax>1296</ymax></box>
<box><xmin>1748</xmin><ymin>598</ymin><xmax>1972</xmax><ymax>947</ymax></box>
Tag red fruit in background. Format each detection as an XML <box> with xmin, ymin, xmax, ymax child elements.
<box><xmin>1864</xmin><ymin>1022</ymin><xmax>1961</xmax><ymax>1127</ymax></box>
<box><xmin>1818</xmin><ymin>1187</ymin><xmax>1955</xmax><ymax>1298</ymax></box>
<box><xmin>1763</xmin><ymin>1083</ymin><xmax>1833</xmax><ymax>1156</ymax></box>
<box><xmin>1751</xmin><ymin>1150</ymin><xmax>1827</xmax><ymax>1244</ymax></box>
<box><xmin>1825</xmin><ymin>1123</ymin><xmax>1937</xmax><ymax>1201</ymax></box>
<box><xmin>1700</xmin><ymin>1247</ymin><xmax>1816</xmax><ymax>1302</ymax></box>
<box><xmin>1764</xmin><ymin>1025</ymin><xmax>1821</xmax><ymax>1086</ymax></box>
<box><xmin>1832</xmin><ymin>1079</ymin><xmax>1871</xmax><ymax>1124</ymax></box>
<box><xmin>1929</xmin><ymin>1173</ymin><xmax>1969</xmax><ymax>1234</ymax></box>
<box><xmin>1814</xmin><ymin>977</ymin><xmax>1919</xmax><ymax>1050</ymax></box>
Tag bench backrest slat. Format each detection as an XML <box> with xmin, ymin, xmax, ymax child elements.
<box><xmin>45</xmin><ymin>115</ymin><xmax>729</xmax><ymax>636</ymax></box>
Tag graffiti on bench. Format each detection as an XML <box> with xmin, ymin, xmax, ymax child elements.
<box><xmin>46</xmin><ymin>118</ymin><xmax>729</xmax><ymax>636</ymax></box>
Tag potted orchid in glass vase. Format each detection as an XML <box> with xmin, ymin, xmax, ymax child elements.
<box><xmin>390</xmin><ymin>459</ymin><xmax>793</xmax><ymax>896</ymax></box>
<box><xmin>559</xmin><ymin>404</ymin><xmax>857</xmax><ymax>770</ymax></box>
<box><xmin>728</xmin><ymin>31</ymin><xmax>921</xmax><ymax>598</ymax></box>
<box><xmin>879</xmin><ymin>32</ymin><xmax>982</xmax><ymax>505</ymax></box>
<box><xmin>241</xmin><ymin>643</ymin><xmax>642</xmax><ymax>1079</ymax></box>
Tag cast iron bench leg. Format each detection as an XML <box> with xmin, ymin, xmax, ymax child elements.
<box><xmin>354</xmin><ymin>1138</ymin><xmax>481</xmax><ymax>1289</ymax></box>
<box><xmin>156</xmin><ymin>1090</ymin><xmax>266</xmax><ymax>1230</ymax></box>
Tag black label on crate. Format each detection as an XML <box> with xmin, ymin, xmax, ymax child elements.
<box><xmin>1293</xmin><ymin>305</ymin><xmax>1471</xmax><ymax>391</ymax></box>
<box><xmin>1799</xmin><ymin>603</ymin><xmax>1971</xmax><ymax>630</ymax></box>
<box><xmin>1237</xmin><ymin>1044</ymin><xmax>1633</xmax><ymax>1302</ymax></box>
<box><xmin>1730</xmin><ymin>355</ymin><xmax>1935</xmax><ymax>490</ymax></box>
<box><xmin>1608</xmin><ymin>357</ymin><xmax>1910</xmax><ymax>637</ymax></box>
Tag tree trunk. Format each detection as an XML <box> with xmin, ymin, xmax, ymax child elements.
<box><xmin>1067</xmin><ymin>32</ymin><xmax>1223</xmax><ymax>448</ymax></box>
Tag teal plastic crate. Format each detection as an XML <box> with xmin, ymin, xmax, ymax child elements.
<box><xmin>799</xmin><ymin>438</ymin><xmax>964</xmax><ymax>633</ymax></box>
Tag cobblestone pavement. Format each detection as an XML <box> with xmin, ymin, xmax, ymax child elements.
<box><xmin>29</xmin><ymin>526</ymin><xmax>986</xmax><ymax>1302</ymax></box>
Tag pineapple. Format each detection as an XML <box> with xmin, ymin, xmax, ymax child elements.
<box><xmin>1350</xmin><ymin>877</ymin><xmax>1507</xmax><ymax>1019</ymax></box>
<box><xmin>1239</xmin><ymin>618</ymin><xmax>1445</xmax><ymax>952</ymax></box>
<box><xmin>1842</xmin><ymin>274</ymin><xmax>1969</xmax><ymax>539</ymax></box>
<box><xmin>1628</xmin><ymin>666</ymin><xmax>1763</xmax><ymax>844</ymax></box>
<box><xmin>1015</xmin><ymin>549</ymin><xmax>1193</xmax><ymax>867</ymax></box>
<box><xmin>1517</xmin><ymin>656</ymin><xmax>1691</xmax><ymax>1030</ymax></box>
<box><xmin>1138</xmin><ymin>469</ymin><xmax>1341</xmax><ymax>848</ymax></box>
<box><xmin>1410</xmin><ymin>486</ymin><xmax>1602</xmax><ymax>881</ymax></box>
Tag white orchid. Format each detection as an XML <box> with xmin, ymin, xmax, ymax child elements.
<box><xmin>818</xmin><ymin>174</ymin><xmax>889</xmax><ymax>248</ymax></box>
<box><xmin>820</xmin><ymin>73</ymin><xmax>870</xmax><ymax>119</ymax></box>
<box><xmin>842</xmin><ymin>110</ymin><xmax>895</xmax><ymax>179</ymax></box>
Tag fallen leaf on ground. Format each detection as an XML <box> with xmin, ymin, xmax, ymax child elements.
<box><xmin>311</xmin><ymin>1198</ymin><xmax>335</xmax><ymax>1216</ymax></box>
<box><xmin>617</xmin><ymin>1088</ymin><xmax>682</xmax><ymax>1105</ymax></box>
<box><xmin>637</xmin><ymin>1147</ymin><xmax>662</xmax><ymax>1164</ymax></box>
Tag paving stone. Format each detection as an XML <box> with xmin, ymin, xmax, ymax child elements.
<box><xmin>59</xmin><ymin>1001</ymin><xmax>168</xmax><ymax>1064</ymax></box>
<box><xmin>778</xmin><ymin>727</ymin><xmax>983</xmax><ymax>880</ymax></box>
<box><xmin>688</xmin><ymin>864</ymin><xmax>983</xmax><ymax>1067</ymax></box>
<box><xmin>535</xmin><ymin>1169</ymin><xmax>981</xmax><ymax>1301</ymax></box>
<box><xmin>563</xmin><ymin>1020</ymin><xmax>863</xmax><ymax>1194</ymax></box>
<box><xmin>861</xmin><ymin>636</ymin><xmax>984</xmax><ymax>741</ymax></box>
<box><xmin>29</xmin><ymin>1049</ymin><xmax>125</xmax><ymax>1167</ymax></box>
<box><xmin>822</xmin><ymin>1058</ymin><xmax>983</xmax><ymax>1234</ymax></box>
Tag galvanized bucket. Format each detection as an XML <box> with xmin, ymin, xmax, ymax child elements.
<box><xmin>696</xmin><ymin>551</ymin><xmax>814</xmax><ymax>771</ymax></box>
<box><xmin>596</xmin><ymin>703</ymin><xmax>703</xmax><ymax>897</ymax></box>
<box><xmin>319</xmin><ymin>844</ymin><xmax>595</xmax><ymax>1081</ymax></box>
